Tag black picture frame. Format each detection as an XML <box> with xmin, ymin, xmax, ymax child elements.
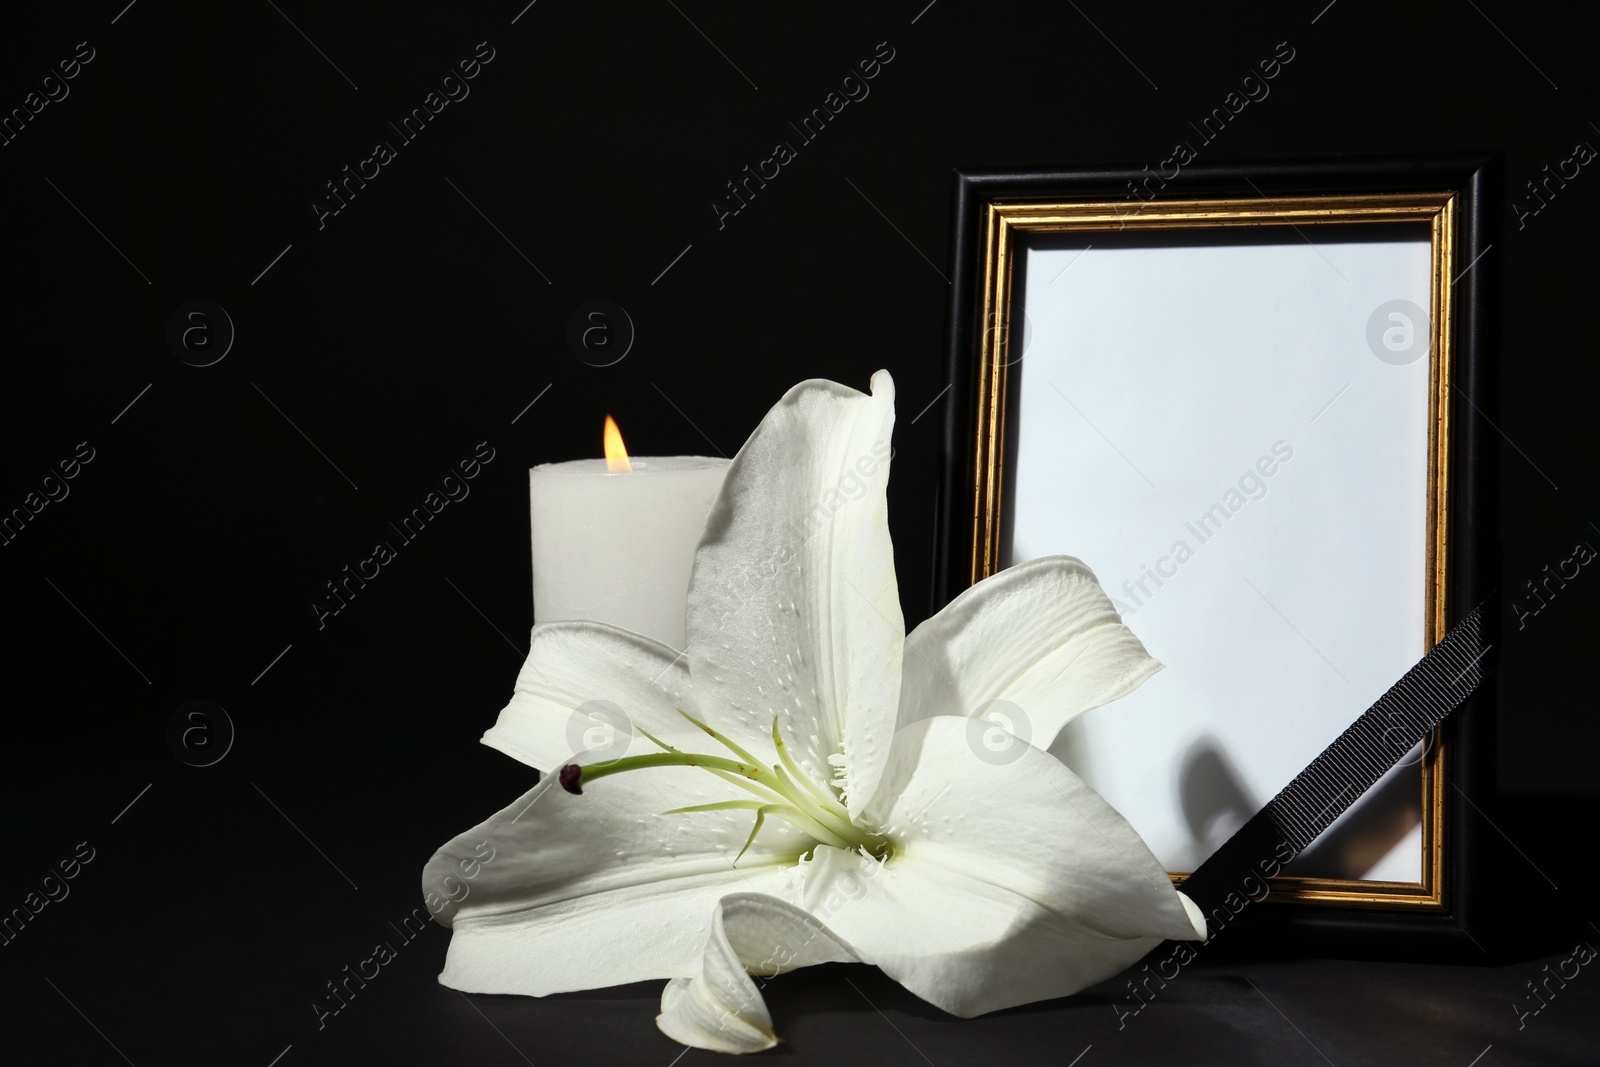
<box><xmin>934</xmin><ymin>155</ymin><xmax>1499</xmax><ymax>960</ymax></box>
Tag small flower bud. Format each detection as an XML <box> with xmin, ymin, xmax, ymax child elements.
<box><xmin>559</xmin><ymin>764</ymin><xmax>583</xmax><ymax>794</ymax></box>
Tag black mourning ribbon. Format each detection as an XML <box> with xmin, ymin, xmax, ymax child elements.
<box><xmin>1175</xmin><ymin>595</ymin><xmax>1494</xmax><ymax>922</ymax></box>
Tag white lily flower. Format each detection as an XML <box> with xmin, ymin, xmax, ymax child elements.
<box><xmin>423</xmin><ymin>370</ymin><xmax>1206</xmax><ymax>1053</ymax></box>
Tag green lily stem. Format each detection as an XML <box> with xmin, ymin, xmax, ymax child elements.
<box><xmin>637</xmin><ymin>722</ymin><xmax>816</xmax><ymax>827</ymax></box>
<box><xmin>562</xmin><ymin>749</ymin><xmax>884</xmax><ymax>857</ymax></box>
<box><xmin>674</xmin><ymin>708</ymin><xmax>866</xmax><ymax>844</ymax></box>
<box><xmin>675</xmin><ymin>707</ymin><xmax>857</xmax><ymax>837</ymax></box>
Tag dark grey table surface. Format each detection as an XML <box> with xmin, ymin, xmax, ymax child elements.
<box><xmin>6</xmin><ymin>752</ymin><xmax>1595</xmax><ymax>1067</ymax></box>
<box><xmin>16</xmin><ymin>938</ymin><xmax>1598</xmax><ymax>1066</ymax></box>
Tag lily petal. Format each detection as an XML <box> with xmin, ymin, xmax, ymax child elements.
<box><xmin>656</xmin><ymin>893</ymin><xmax>858</xmax><ymax>1053</ymax></box>
<box><xmin>425</xmin><ymin>764</ymin><xmax>806</xmax><ymax>995</ymax></box>
<box><xmin>894</xmin><ymin>556</ymin><xmax>1160</xmax><ymax>760</ymax></box>
<box><xmin>482</xmin><ymin>620</ymin><xmax>702</xmax><ymax>773</ymax></box>
<box><xmin>687</xmin><ymin>371</ymin><xmax>903</xmax><ymax>813</ymax></box>
<box><xmin>817</xmin><ymin>716</ymin><xmax>1203</xmax><ymax>1017</ymax></box>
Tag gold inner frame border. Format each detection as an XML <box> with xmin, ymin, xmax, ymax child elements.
<box><xmin>967</xmin><ymin>192</ymin><xmax>1457</xmax><ymax>910</ymax></box>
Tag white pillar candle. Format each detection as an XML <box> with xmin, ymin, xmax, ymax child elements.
<box><xmin>529</xmin><ymin>454</ymin><xmax>729</xmax><ymax>650</ymax></box>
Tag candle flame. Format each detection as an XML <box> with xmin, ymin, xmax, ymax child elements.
<box><xmin>603</xmin><ymin>415</ymin><xmax>632</xmax><ymax>473</ymax></box>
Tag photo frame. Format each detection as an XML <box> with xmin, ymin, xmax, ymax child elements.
<box><xmin>936</xmin><ymin>157</ymin><xmax>1497</xmax><ymax>954</ymax></box>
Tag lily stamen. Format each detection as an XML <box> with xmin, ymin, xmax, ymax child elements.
<box><xmin>558</xmin><ymin>712</ymin><xmax>889</xmax><ymax>861</ymax></box>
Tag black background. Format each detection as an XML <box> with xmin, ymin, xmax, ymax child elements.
<box><xmin>2</xmin><ymin>1</ymin><xmax>1597</xmax><ymax>1064</ymax></box>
